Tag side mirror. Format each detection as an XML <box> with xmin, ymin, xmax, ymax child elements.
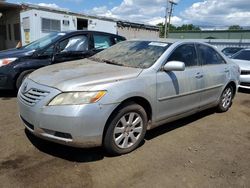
<box><xmin>163</xmin><ymin>61</ymin><xmax>185</xmax><ymax>71</ymax></box>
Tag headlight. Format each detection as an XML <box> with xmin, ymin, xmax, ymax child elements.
<box><xmin>0</xmin><ymin>58</ymin><xmax>17</xmax><ymax>67</ymax></box>
<box><xmin>48</xmin><ymin>91</ymin><xmax>106</xmax><ymax>106</ymax></box>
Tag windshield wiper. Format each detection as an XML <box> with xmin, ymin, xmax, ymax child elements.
<box><xmin>102</xmin><ymin>59</ymin><xmax>124</xmax><ymax>66</ymax></box>
<box><xmin>88</xmin><ymin>57</ymin><xmax>123</xmax><ymax>66</ymax></box>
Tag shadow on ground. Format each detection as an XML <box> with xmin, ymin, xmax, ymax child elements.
<box><xmin>25</xmin><ymin>108</ymin><xmax>216</xmax><ymax>162</ymax></box>
<box><xmin>25</xmin><ymin>129</ymin><xmax>106</xmax><ymax>162</ymax></box>
<box><xmin>0</xmin><ymin>90</ymin><xmax>17</xmax><ymax>99</ymax></box>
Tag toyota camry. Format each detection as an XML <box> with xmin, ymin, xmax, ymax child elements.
<box><xmin>18</xmin><ymin>40</ymin><xmax>240</xmax><ymax>155</ymax></box>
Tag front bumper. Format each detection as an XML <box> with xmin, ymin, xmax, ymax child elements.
<box><xmin>239</xmin><ymin>74</ymin><xmax>250</xmax><ymax>89</ymax></box>
<box><xmin>18</xmin><ymin>79</ymin><xmax>118</xmax><ymax>148</ymax></box>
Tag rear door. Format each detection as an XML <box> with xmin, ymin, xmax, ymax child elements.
<box><xmin>196</xmin><ymin>44</ymin><xmax>229</xmax><ymax>106</ymax></box>
<box><xmin>156</xmin><ymin>43</ymin><xmax>203</xmax><ymax>121</ymax></box>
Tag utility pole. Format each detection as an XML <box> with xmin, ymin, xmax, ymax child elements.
<box><xmin>164</xmin><ymin>0</ymin><xmax>169</xmax><ymax>38</ymax></box>
<box><xmin>165</xmin><ymin>0</ymin><xmax>177</xmax><ymax>38</ymax></box>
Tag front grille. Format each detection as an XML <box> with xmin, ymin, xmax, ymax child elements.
<box><xmin>241</xmin><ymin>70</ymin><xmax>250</xmax><ymax>75</ymax></box>
<box><xmin>240</xmin><ymin>82</ymin><xmax>250</xmax><ymax>87</ymax></box>
<box><xmin>20</xmin><ymin>88</ymin><xmax>50</xmax><ymax>106</ymax></box>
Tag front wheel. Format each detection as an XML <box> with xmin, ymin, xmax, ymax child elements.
<box><xmin>217</xmin><ymin>85</ymin><xmax>233</xmax><ymax>112</ymax></box>
<box><xmin>103</xmin><ymin>103</ymin><xmax>148</xmax><ymax>155</ymax></box>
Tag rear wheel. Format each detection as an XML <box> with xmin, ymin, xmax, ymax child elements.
<box><xmin>217</xmin><ymin>85</ymin><xmax>233</xmax><ymax>112</ymax></box>
<box><xmin>104</xmin><ymin>103</ymin><xmax>147</xmax><ymax>155</ymax></box>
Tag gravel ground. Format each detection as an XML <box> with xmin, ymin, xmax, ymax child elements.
<box><xmin>0</xmin><ymin>89</ymin><xmax>249</xmax><ymax>188</ymax></box>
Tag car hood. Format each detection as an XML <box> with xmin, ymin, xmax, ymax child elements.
<box><xmin>29</xmin><ymin>59</ymin><xmax>143</xmax><ymax>91</ymax></box>
<box><xmin>231</xmin><ymin>59</ymin><xmax>250</xmax><ymax>70</ymax></box>
<box><xmin>0</xmin><ymin>48</ymin><xmax>34</xmax><ymax>59</ymax></box>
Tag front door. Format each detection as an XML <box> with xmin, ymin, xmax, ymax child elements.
<box><xmin>156</xmin><ymin>43</ymin><xmax>203</xmax><ymax>122</ymax></box>
<box><xmin>54</xmin><ymin>34</ymin><xmax>90</xmax><ymax>63</ymax></box>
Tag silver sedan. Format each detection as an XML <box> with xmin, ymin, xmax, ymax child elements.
<box><xmin>18</xmin><ymin>40</ymin><xmax>240</xmax><ymax>155</ymax></box>
<box><xmin>231</xmin><ymin>49</ymin><xmax>250</xmax><ymax>89</ymax></box>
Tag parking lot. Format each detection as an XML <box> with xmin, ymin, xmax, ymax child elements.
<box><xmin>0</xmin><ymin>90</ymin><xmax>249</xmax><ymax>187</ymax></box>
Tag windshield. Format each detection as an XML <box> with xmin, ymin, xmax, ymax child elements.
<box><xmin>232</xmin><ymin>50</ymin><xmax>250</xmax><ymax>61</ymax></box>
<box><xmin>22</xmin><ymin>32</ymin><xmax>66</xmax><ymax>51</ymax></box>
<box><xmin>92</xmin><ymin>41</ymin><xmax>171</xmax><ymax>68</ymax></box>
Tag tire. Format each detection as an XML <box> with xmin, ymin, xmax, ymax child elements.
<box><xmin>16</xmin><ymin>70</ymin><xmax>34</xmax><ymax>90</ymax></box>
<box><xmin>103</xmin><ymin>103</ymin><xmax>148</xmax><ymax>155</ymax></box>
<box><xmin>217</xmin><ymin>85</ymin><xmax>233</xmax><ymax>112</ymax></box>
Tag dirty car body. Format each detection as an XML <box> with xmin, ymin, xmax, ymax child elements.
<box><xmin>18</xmin><ymin>40</ymin><xmax>240</xmax><ymax>154</ymax></box>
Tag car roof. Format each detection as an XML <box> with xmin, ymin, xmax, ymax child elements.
<box><xmin>55</xmin><ymin>30</ymin><xmax>125</xmax><ymax>38</ymax></box>
<box><xmin>128</xmin><ymin>38</ymin><xmax>216</xmax><ymax>48</ymax></box>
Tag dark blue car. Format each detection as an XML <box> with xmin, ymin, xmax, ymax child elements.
<box><xmin>0</xmin><ymin>31</ymin><xmax>125</xmax><ymax>90</ymax></box>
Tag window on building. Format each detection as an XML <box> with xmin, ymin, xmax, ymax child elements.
<box><xmin>14</xmin><ymin>23</ymin><xmax>20</xmax><ymax>41</ymax></box>
<box><xmin>93</xmin><ymin>35</ymin><xmax>112</xmax><ymax>50</ymax></box>
<box><xmin>168</xmin><ymin>44</ymin><xmax>198</xmax><ymax>67</ymax></box>
<box><xmin>42</xmin><ymin>18</ymin><xmax>61</xmax><ymax>32</ymax></box>
<box><xmin>8</xmin><ymin>24</ymin><xmax>11</xmax><ymax>40</ymax></box>
<box><xmin>62</xmin><ymin>20</ymin><xmax>70</xmax><ymax>26</ymax></box>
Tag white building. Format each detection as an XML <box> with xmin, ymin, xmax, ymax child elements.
<box><xmin>0</xmin><ymin>2</ymin><xmax>159</xmax><ymax>50</ymax></box>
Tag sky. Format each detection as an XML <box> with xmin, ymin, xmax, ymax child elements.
<box><xmin>7</xmin><ymin>0</ymin><xmax>250</xmax><ymax>29</ymax></box>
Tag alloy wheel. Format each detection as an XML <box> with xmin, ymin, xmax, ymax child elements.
<box><xmin>113</xmin><ymin>112</ymin><xmax>143</xmax><ymax>149</ymax></box>
<box><xmin>221</xmin><ymin>87</ymin><xmax>232</xmax><ymax>109</ymax></box>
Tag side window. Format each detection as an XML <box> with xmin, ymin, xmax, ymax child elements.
<box><xmin>197</xmin><ymin>44</ymin><xmax>225</xmax><ymax>65</ymax></box>
<box><xmin>94</xmin><ymin>34</ymin><xmax>112</xmax><ymax>50</ymax></box>
<box><xmin>58</xmin><ymin>35</ymin><xmax>88</xmax><ymax>52</ymax></box>
<box><xmin>168</xmin><ymin>44</ymin><xmax>198</xmax><ymax>67</ymax></box>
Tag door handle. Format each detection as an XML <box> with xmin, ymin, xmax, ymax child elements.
<box><xmin>195</xmin><ymin>75</ymin><xmax>203</xmax><ymax>79</ymax></box>
<box><xmin>224</xmin><ymin>69</ymin><xmax>230</xmax><ymax>73</ymax></box>
<box><xmin>195</xmin><ymin>73</ymin><xmax>203</xmax><ymax>79</ymax></box>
